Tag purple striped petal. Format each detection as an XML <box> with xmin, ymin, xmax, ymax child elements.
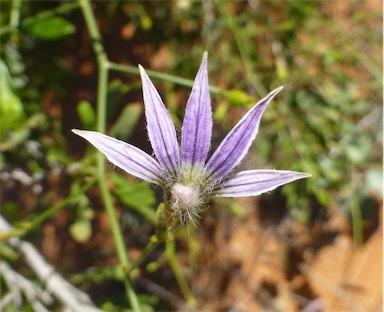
<box><xmin>139</xmin><ymin>65</ymin><xmax>180</xmax><ymax>177</ymax></box>
<box><xmin>181</xmin><ymin>52</ymin><xmax>212</xmax><ymax>167</ymax></box>
<box><xmin>213</xmin><ymin>169</ymin><xmax>311</xmax><ymax>197</ymax></box>
<box><xmin>72</xmin><ymin>129</ymin><xmax>164</xmax><ymax>185</ymax></box>
<box><xmin>205</xmin><ymin>86</ymin><xmax>283</xmax><ymax>181</ymax></box>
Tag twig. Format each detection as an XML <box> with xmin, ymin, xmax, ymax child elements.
<box><xmin>0</xmin><ymin>214</ymin><xmax>102</xmax><ymax>312</ymax></box>
<box><xmin>0</xmin><ymin>261</ymin><xmax>53</xmax><ymax>312</ymax></box>
<box><xmin>138</xmin><ymin>277</ymin><xmax>194</xmax><ymax>312</ymax></box>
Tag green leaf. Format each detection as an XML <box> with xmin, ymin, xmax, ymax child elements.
<box><xmin>109</xmin><ymin>103</ymin><xmax>142</xmax><ymax>140</ymax></box>
<box><xmin>106</xmin><ymin>79</ymin><xmax>132</xmax><ymax>120</ymax></box>
<box><xmin>77</xmin><ymin>100</ymin><xmax>96</xmax><ymax>129</ymax></box>
<box><xmin>111</xmin><ymin>173</ymin><xmax>157</xmax><ymax>224</ymax></box>
<box><xmin>0</xmin><ymin>60</ymin><xmax>25</xmax><ymax>138</ymax></box>
<box><xmin>213</xmin><ymin>101</ymin><xmax>229</xmax><ymax>122</ymax></box>
<box><xmin>2</xmin><ymin>201</ymin><xmax>20</xmax><ymax>219</ymax></box>
<box><xmin>225</xmin><ymin>89</ymin><xmax>253</xmax><ymax>107</ymax></box>
<box><xmin>229</xmin><ymin>201</ymin><xmax>246</xmax><ymax>218</ymax></box>
<box><xmin>0</xmin><ymin>243</ymin><xmax>20</xmax><ymax>261</ymax></box>
<box><xmin>146</xmin><ymin>261</ymin><xmax>159</xmax><ymax>272</ymax></box>
<box><xmin>26</xmin><ymin>17</ymin><xmax>75</xmax><ymax>40</ymax></box>
<box><xmin>140</xmin><ymin>15</ymin><xmax>153</xmax><ymax>30</ymax></box>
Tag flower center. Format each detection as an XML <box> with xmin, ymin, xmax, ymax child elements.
<box><xmin>170</xmin><ymin>183</ymin><xmax>203</xmax><ymax>225</ymax></box>
<box><xmin>172</xmin><ymin>183</ymin><xmax>200</xmax><ymax>209</ymax></box>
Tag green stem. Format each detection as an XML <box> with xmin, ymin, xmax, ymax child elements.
<box><xmin>214</xmin><ymin>1</ymin><xmax>266</xmax><ymax>96</ymax></box>
<box><xmin>129</xmin><ymin>203</ymin><xmax>167</xmax><ymax>273</ymax></box>
<box><xmin>0</xmin><ymin>178</ymin><xmax>97</xmax><ymax>240</ymax></box>
<box><xmin>78</xmin><ymin>0</ymin><xmax>140</xmax><ymax>310</ymax></box>
<box><xmin>107</xmin><ymin>61</ymin><xmax>223</xmax><ymax>95</ymax></box>
<box><xmin>10</xmin><ymin>0</ymin><xmax>22</xmax><ymax>31</ymax></box>
<box><xmin>350</xmin><ymin>168</ymin><xmax>363</xmax><ymax>246</ymax></box>
<box><xmin>160</xmin><ymin>201</ymin><xmax>196</xmax><ymax>305</ymax></box>
<box><xmin>130</xmin><ymin>202</ymin><xmax>199</xmax><ymax>305</ymax></box>
<box><xmin>351</xmin><ymin>201</ymin><xmax>363</xmax><ymax>246</ymax></box>
<box><xmin>129</xmin><ymin>236</ymin><xmax>159</xmax><ymax>273</ymax></box>
<box><xmin>165</xmin><ymin>233</ymin><xmax>197</xmax><ymax>307</ymax></box>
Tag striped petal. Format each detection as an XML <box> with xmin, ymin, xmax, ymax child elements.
<box><xmin>139</xmin><ymin>65</ymin><xmax>180</xmax><ymax>177</ymax></box>
<box><xmin>181</xmin><ymin>52</ymin><xmax>212</xmax><ymax>167</ymax></box>
<box><xmin>72</xmin><ymin>129</ymin><xmax>164</xmax><ymax>185</ymax></box>
<box><xmin>213</xmin><ymin>169</ymin><xmax>311</xmax><ymax>197</ymax></box>
<box><xmin>205</xmin><ymin>86</ymin><xmax>283</xmax><ymax>181</ymax></box>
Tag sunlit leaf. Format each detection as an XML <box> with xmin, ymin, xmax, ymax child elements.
<box><xmin>111</xmin><ymin>172</ymin><xmax>157</xmax><ymax>224</ymax></box>
<box><xmin>26</xmin><ymin>17</ymin><xmax>75</xmax><ymax>40</ymax></box>
<box><xmin>0</xmin><ymin>60</ymin><xmax>24</xmax><ymax>137</ymax></box>
<box><xmin>109</xmin><ymin>103</ymin><xmax>142</xmax><ymax>140</ymax></box>
<box><xmin>225</xmin><ymin>89</ymin><xmax>252</xmax><ymax>107</ymax></box>
<box><xmin>77</xmin><ymin>101</ymin><xmax>96</xmax><ymax>129</ymax></box>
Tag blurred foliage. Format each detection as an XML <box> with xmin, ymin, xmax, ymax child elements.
<box><xmin>111</xmin><ymin>172</ymin><xmax>157</xmax><ymax>224</ymax></box>
<box><xmin>0</xmin><ymin>0</ymin><xmax>381</xmax><ymax>310</ymax></box>
<box><xmin>25</xmin><ymin>16</ymin><xmax>76</xmax><ymax>40</ymax></box>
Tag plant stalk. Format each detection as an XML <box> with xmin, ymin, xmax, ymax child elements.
<box><xmin>78</xmin><ymin>0</ymin><xmax>141</xmax><ymax>310</ymax></box>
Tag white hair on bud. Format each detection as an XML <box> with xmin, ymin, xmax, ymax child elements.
<box><xmin>170</xmin><ymin>183</ymin><xmax>205</xmax><ymax>226</ymax></box>
<box><xmin>172</xmin><ymin>183</ymin><xmax>200</xmax><ymax>208</ymax></box>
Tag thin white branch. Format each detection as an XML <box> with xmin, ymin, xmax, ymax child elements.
<box><xmin>0</xmin><ymin>215</ymin><xmax>102</xmax><ymax>312</ymax></box>
<box><xmin>0</xmin><ymin>292</ymin><xmax>16</xmax><ymax>310</ymax></box>
<box><xmin>0</xmin><ymin>261</ymin><xmax>52</xmax><ymax>312</ymax></box>
<box><xmin>0</xmin><ymin>260</ymin><xmax>22</xmax><ymax>307</ymax></box>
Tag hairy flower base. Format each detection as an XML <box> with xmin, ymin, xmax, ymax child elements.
<box><xmin>169</xmin><ymin>183</ymin><xmax>205</xmax><ymax>225</ymax></box>
<box><xmin>165</xmin><ymin>164</ymin><xmax>212</xmax><ymax>226</ymax></box>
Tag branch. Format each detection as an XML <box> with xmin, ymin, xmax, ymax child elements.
<box><xmin>0</xmin><ymin>261</ymin><xmax>52</xmax><ymax>312</ymax></box>
<box><xmin>0</xmin><ymin>215</ymin><xmax>102</xmax><ymax>312</ymax></box>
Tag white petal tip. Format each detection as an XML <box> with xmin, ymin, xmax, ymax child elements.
<box><xmin>72</xmin><ymin>129</ymin><xmax>93</xmax><ymax>140</ymax></box>
<box><xmin>71</xmin><ymin>129</ymin><xmax>83</xmax><ymax>135</ymax></box>
<box><xmin>138</xmin><ymin>64</ymin><xmax>146</xmax><ymax>76</ymax></box>
<box><xmin>272</xmin><ymin>86</ymin><xmax>284</xmax><ymax>94</ymax></box>
<box><xmin>301</xmin><ymin>173</ymin><xmax>312</xmax><ymax>178</ymax></box>
<box><xmin>281</xmin><ymin>171</ymin><xmax>312</xmax><ymax>179</ymax></box>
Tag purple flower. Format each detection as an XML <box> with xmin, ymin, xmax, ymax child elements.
<box><xmin>72</xmin><ymin>53</ymin><xmax>310</xmax><ymax>225</ymax></box>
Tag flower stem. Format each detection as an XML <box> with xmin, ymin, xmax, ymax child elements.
<box><xmin>10</xmin><ymin>0</ymin><xmax>22</xmax><ymax>32</ymax></box>
<box><xmin>165</xmin><ymin>233</ymin><xmax>197</xmax><ymax>307</ymax></box>
<box><xmin>78</xmin><ymin>0</ymin><xmax>141</xmax><ymax>310</ymax></box>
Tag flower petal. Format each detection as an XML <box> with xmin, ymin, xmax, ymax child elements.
<box><xmin>205</xmin><ymin>86</ymin><xmax>283</xmax><ymax>181</ymax></box>
<box><xmin>72</xmin><ymin>129</ymin><xmax>164</xmax><ymax>184</ymax></box>
<box><xmin>139</xmin><ymin>65</ymin><xmax>180</xmax><ymax>177</ymax></box>
<box><xmin>181</xmin><ymin>52</ymin><xmax>212</xmax><ymax>166</ymax></box>
<box><xmin>213</xmin><ymin>169</ymin><xmax>311</xmax><ymax>197</ymax></box>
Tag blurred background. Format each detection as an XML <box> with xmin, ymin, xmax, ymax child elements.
<box><xmin>1</xmin><ymin>1</ymin><xmax>382</xmax><ymax>311</ymax></box>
